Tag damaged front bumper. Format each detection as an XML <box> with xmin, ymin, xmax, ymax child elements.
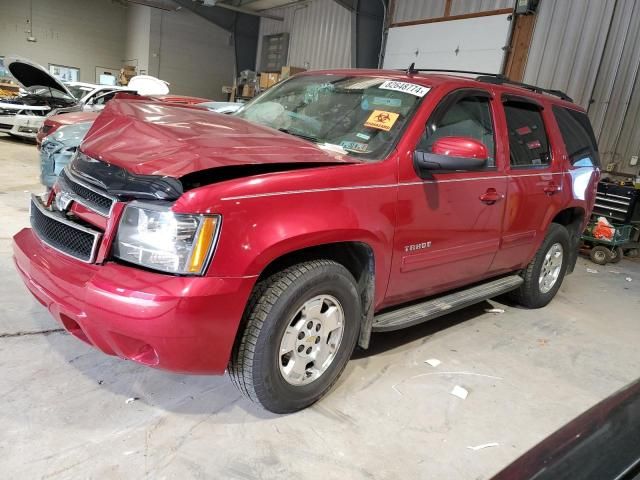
<box><xmin>13</xmin><ymin>227</ymin><xmax>256</xmax><ymax>374</ymax></box>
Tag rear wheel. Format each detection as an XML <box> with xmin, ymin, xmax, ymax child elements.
<box><xmin>228</xmin><ymin>260</ymin><xmax>361</xmax><ymax>413</ymax></box>
<box><xmin>511</xmin><ymin>223</ymin><xmax>570</xmax><ymax>308</ymax></box>
<box><xmin>590</xmin><ymin>246</ymin><xmax>612</xmax><ymax>265</ymax></box>
<box><xmin>609</xmin><ymin>246</ymin><xmax>624</xmax><ymax>264</ymax></box>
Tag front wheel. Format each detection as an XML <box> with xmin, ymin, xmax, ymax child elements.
<box><xmin>228</xmin><ymin>260</ymin><xmax>361</xmax><ymax>413</ymax></box>
<box><xmin>510</xmin><ymin>223</ymin><xmax>570</xmax><ymax>308</ymax></box>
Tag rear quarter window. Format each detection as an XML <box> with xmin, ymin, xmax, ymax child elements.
<box><xmin>552</xmin><ymin>106</ymin><xmax>600</xmax><ymax>168</ymax></box>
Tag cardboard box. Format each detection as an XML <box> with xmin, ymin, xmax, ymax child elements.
<box><xmin>259</xmin><ymin>72</ymin><xmax>280</xmax><ymax>90</ymax></box>
<box><xmin>241</xmin><ymin>84</ymin><xmax>255</xmax><ymax>98</ymax></box>
<box><xmin>280</xmin><ymin>66</ymin><xmax>306</xmax><ymax>80</ymax></box>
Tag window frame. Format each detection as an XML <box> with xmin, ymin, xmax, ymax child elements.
<box><xmin>552</xmin><ymin>105</ymin><xmax>600</xmax><ymax>168</ymax></box>
<box><xmin>418</xmin><ymin>87</ymin><xmax>498</xmax><ymax>170</ymax></box>
<box><xmin>502</xmin><ymin>95</ymin><xmax>553</xmax><ymax>171</ymax></box>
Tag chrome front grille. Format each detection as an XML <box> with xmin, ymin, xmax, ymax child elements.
<box><xmin>30</xmin><ymin>195</ymin><xmax>102</xmax><ymax>263</ymax></box>
<box><xmin>58</xmin><ymin>169</ymin><xmax>115</xmax><ymax>216</ymax></box>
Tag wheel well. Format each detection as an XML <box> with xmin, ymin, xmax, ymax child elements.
<box><xmin>257</xmin><ymin>242</ymin><xmax>376</xmax><ymax>349</ymax></box>
<box><xmin>552</xmin><ymin>207</ymin><xmax>585</xmax><ymax>234</ymax></box>
<box><xmin>552</xmin><ymin>207</ymin><xmax>585</xmax><ymax>274</ymax></box>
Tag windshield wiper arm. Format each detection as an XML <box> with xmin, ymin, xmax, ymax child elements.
<box><xmin>277</xmin><ymin>128</ymin><xmax>318</xmax><ymax>143</ymax></box>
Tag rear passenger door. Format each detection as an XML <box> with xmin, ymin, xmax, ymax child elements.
<box><xmin>491</xmin><ymin>96</ymin><xmax>564</xmax><ymax>272</ymax></box>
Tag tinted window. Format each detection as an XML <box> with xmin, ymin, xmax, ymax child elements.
<box><xmin>504</xmin><ymin>101</ymin><xmax>550</xmax><ymax>168</ymax></box>
<box><xmin>420</xmin><ymin>94</ymin><xmax>495</xmax><ymax>166</ymax></box>
<box><xmin>552</xmin><ymin>106</ymin><xmax>600</xmax><ymax>167</ymax></box>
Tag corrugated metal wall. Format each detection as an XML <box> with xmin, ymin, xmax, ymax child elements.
<box><xmin>587</xmin><ymin>0</ymin><xmax>640</xmax><ymax>170</ymax></box>
<box><xmin>392</xmin><ymin>0</ymin><xmax>512</xmax><ymax>23</ymax></box>
<box><xmin>449</xmin><ymin>0</ymin><xmax>514</xmax><ymax>16</ymax></box>
<box><xmin>392</xmin><ymin>0</ymin><xmax>446</xmax><ymax>22</ymax></box>
<box><xmin>523</xmin><ymin>0</ymin><xmax>614</xmax><ymax>109</ymax></box>
<box><xmin>257</xmin><ymin>0</ymin><xmax>351</xmax><ymax>71</ymax></box>
<box><xmin>523</xmin><ymin>0</ymin><xmax>640</xmax><ymax>172</ymax></box>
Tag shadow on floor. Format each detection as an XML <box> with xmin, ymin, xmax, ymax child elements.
<box><xmin>0</xmin><ymin>133</ymin><xmax>36</xmax><ymax>146</ymax></box>
<box><xmin>354</xmin><ymin>300</ymin><xmax>494</xmax><ymax>358</ymax></box>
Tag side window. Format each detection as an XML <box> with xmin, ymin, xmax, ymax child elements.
<box><xmin>504</xmin><ymin>101</ymin><xmax>550</xmax><ymax>168</ymax></box>
<box><xmin>552</xmin><ymin>106</ymin><xmax>600</xmax><ymax>167</ymax></box>
<box><xmin>419</xmin><ymin>93</ymin><xmax>496</xmax><ymax>167</ymax></box>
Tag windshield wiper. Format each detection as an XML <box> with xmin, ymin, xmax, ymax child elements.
<box><xmin>277</xmin><ymin>128</ymin><xmax>318</xmax><ymax>143</ymax></box>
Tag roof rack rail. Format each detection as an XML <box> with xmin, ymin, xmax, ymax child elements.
<box><xmin>400</xmin><ymin>63</ymin><xmax>574</xmax><ymax>102</ymax></box>
<box><xmin>476</xmin><ymin>75</ymin><xmax>574</xmax><ymax>102</ymax></box>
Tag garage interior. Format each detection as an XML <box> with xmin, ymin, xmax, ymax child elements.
<box><xmin>1</xmin><ymin>0</ymin><xmax>640</xmax><ymax>478</ymax></box>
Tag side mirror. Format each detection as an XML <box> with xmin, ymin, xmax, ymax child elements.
<box><xmin>414</xmin><ymin>136</ymin><xmax>488</xmax><ymax>177</ymax></box>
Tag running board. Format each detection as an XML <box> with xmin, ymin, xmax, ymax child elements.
<box><xmin>372</xmin><ymin>275</ymin><xmax>523</xmax><ymax>332</ymax></box>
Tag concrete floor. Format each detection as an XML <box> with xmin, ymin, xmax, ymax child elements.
<box><xmin>1</xmin><ymin>133</ymin><xmax>639</xmax><ymax>479</ymax></box>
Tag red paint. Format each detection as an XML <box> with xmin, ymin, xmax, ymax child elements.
<box><xmin>14</xmin><ymin>69</ymin><xmax>598</xmax><ymax>374</ymax></box>
<box><xmin>36</xmin><ymin>111</ymin><xmax>99</xmax><ymax>147</ymax></box>
<box><xmin>80</xmin><ymin>100</ymin><xmax>355</xmax><ymax>177</ymax></box>
<box><xmin>431</xmin><ymin>136</ymin><xmax>489</xmax><ymax>159</ymax></box>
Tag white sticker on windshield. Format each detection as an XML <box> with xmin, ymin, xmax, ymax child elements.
<box><xmin>379</xmin><ymin>81</ymin><xmax>430</xmax><ymax>97</ymax></box>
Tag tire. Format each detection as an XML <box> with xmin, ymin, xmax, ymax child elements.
<box><xmin>590</xmin><ymin>246</ymin><xmax>612</xmax><ymax>265</ymax></box>
<box><xmin>625</xmin><ymin>248</ymin><xmax>639</xmax><ymax>258</ymax></box>
<box><xmin>609</xmin><ymin>246</ymin><xmax>624</xmax><ymax>264</ymax></box>
<box><xmin>510</xmin><ymin>223</ymin><xmax>570</xmax><ymax>308</ymax></box>
<box><xmin>228</xmin><ymin>260</ymin><xmax>361</xmax><ymax>413</ymax></box>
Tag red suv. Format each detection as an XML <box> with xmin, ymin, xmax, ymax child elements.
<box><xmin>13</xmin><ymin>69</ymin><xmax>600</xmax><ymax>412</ymax></box>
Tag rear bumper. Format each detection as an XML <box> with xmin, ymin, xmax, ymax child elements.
<box><xmin>13</xmin><ymin>228</ymin><xmax>256</xmax><ymax>374</ymax></box>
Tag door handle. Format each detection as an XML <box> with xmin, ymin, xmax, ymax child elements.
<box><xmin>479</xmin><ymin>188</ymin><xmax>503</xmax><ymax>205</ymax></box>
<box><xmin>544</xmin><ymin>182</ymin><xmax>561</xmax><ymax>195</ymax></box>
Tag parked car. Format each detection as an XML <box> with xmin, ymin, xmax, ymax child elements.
<box><xmin>0</xmin><ymin>57</ymin><xmax>79</xmax><ymax>140</ymax></box>
<box><xmin>492</xmin><ymin>378</ymin><xmax>640</xmax><ymax>479</ymax></box>
<box><xmin>38</xmin><ymin>98</ymin><xmax>243</xmax><ymax>187</ymax></box>
<box><xmin>35</xmin><ymin>111</ymin><xmax>98</xmax><ymax>148</ymax></box>
<box><xmin>40</xmin><ymin>119</ymin><xmax>95</xmax><ymax>189</ymax></box>
<box><xmin>13</xmin><ymin>69</ymin><xmax>600</xmax><ymax>413</ymax></box>
<box><xmin>1</xmin><ymin>56</ymin><xmax>172</xmax><ymax>140</ymax></box>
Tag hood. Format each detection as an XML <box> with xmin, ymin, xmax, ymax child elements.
<box><xmin>5</xmin><ymin>56</ymin><xmax>73</xmax><ymax>97</ymax></box>
<box><xmin>127</xmin><ymin>75</ymin><xmax>170</xmax><ymax>96</ymax></box>
<box><xmin>80</xmin><ymin>98</ymin><xmax>356</xmax><ymax>178</ymax></box>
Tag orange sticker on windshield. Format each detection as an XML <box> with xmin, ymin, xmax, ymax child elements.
<box><xmin>364</xmin><ymin>110</ymin><xmax>399</xmax><ymax>131</ymax></box>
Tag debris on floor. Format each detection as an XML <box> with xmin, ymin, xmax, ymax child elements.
<box><xmin>125</xmin><ymin>397</ymin><xmax>139</xmax><ymax>404</ymax></box>
<box><xmin>485</xmin><ymin>308</ymin><xmax>505</xmax><ymax>314</ymax></box>
<box><xmin>537</xmin><ymin>338</ymin><xmax>549</xmax><ymax>347</ymax></box>
<box><xmin>451</xmin><ymin>385</ymin><xmax>469</xmax><ymax>400</ymax></box>
<box><xmin>467</xmin><ymin>442</ymin><xmax>499</xmax><ymax>451</ymax></box>
<box><xmin>626</xmin><ymin>277</ymin><xmax>633</xmax><ymax>282</ymax></box>
<box><xmin>425</xmin><ymin>358</ymin><xmax>441</xmax><ymax>367</ymax></box>
<box><xmin>586</xmin><ymin>268</ymin><xmax>598</xmax><ymax>274</ymax></box>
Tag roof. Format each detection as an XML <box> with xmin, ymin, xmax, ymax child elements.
<box><xmin>298</xmin><ymin>68</ymin><xmax>581</xmax><ymax>111</ymax></box>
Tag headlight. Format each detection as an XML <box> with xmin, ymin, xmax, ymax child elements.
<box><xmin>113</xmin><ymin>202</ymin><xmax>221</xmax><ymax>275</ymax></box>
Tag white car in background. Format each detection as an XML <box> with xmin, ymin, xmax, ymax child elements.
<box><xmin>0</xmin><ymin>56</ymin><xmax>170</xmax><ymax>140</ymax></box>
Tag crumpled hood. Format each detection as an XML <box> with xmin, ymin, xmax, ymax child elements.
<box><xmin>80</xmin><ymin>98</ymin><xmax>356</xmax><ymax>177</ymax></box>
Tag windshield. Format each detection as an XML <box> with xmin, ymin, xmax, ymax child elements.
<box><xmin>26</xmin><ymin>85</ymin><xmax>76</xmax><ymax>102</ymax></box>
<box><xmin>234</xmin><ymin>74</ymin><xmax>429</xmax><ymax>159</ymax></box>
<box><xmin>65</xmin><ymin>85</ymin><xmax>94</xmax><ymax>101</ymax></box>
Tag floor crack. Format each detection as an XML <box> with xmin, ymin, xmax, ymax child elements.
<box><xmin>0</xmin><ymin>328</ymin><xmax>65</xmax><ymax>338</ymax></box>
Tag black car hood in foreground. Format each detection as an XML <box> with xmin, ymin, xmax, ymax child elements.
<box><xmin>492</xmin><ymin>379</ymin><xmax>640</xmax><ymax>480</ymax></box>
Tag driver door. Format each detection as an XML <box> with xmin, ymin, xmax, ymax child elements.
<box><xmin>386</xmin><ymin>88</ymin><xmax>508</xmax><ymax>305</ymax></box>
